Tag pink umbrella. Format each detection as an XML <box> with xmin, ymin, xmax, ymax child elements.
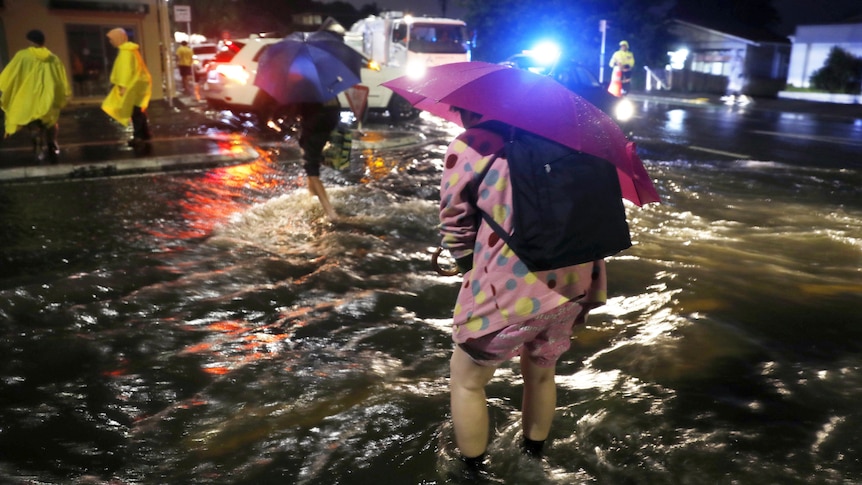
<box><xmin>383</xmin><ymin>61</ymin><xmax>660</xmax><ymax>206</ymax></box>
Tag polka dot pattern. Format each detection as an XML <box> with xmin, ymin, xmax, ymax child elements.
<box><xmin>439</xmin><ymin>126</ymin><xmax>608</xmax><ymax>344</ymax></box>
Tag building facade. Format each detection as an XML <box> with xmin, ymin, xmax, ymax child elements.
<box><xmin>0</xmin><ymin>0</ymin><xmax>168</xmax><ymax>101</ymax></box>
<box><xmin>667</xmin><ymin>19</ymin><xmax>791</xmax><ymax>97</ymax></box>
<box><xmin>786</xmin><ymin>20</ymin><xmax>862</xmax><ymax>89</ymax></box>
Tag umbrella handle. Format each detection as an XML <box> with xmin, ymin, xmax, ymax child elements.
<box><xmin>432</xmin><ymin>246</ymin><xmax>460</xmax><ymax>276</ymax></box>
<box><xmin>327</xmin><ymin>76</ymin><xmax>344</xmax><ymax>92</ymax></box>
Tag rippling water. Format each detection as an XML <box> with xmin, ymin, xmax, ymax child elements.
<box><xmin>1</xmin><ymin>115</ymin><xmax>861</xmax><ymax>484</ymax></box>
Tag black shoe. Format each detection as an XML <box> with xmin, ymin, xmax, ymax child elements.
<box><xmin>132</xmin><ymin>141</ymin><xmax>152</xmax><ymax>156</ymax></box>
<box><xmin>446</xmin><ymin>455</ymin><xmax>499</xmax><ymax>483</ymax></box>
<box><xmin>45</xmin><ymin>143</ymin><xmax>59</xmax><ymax>163</ymax></box>
<box><xmin>127</xmin><ymin>137</ymin><xmax>151</xmax><ymax>147</ymax></box>
<box><xmin>446</xmin><ymin>466</ymin><xmax>496</xmax><ymax>484</ymax></box>
<box><xmin>520</xmin><ymin>437</ymin><xmax>545</xmax><ymax>458</ymax></box>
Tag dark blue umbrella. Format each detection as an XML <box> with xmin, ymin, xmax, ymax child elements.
<box><xmin>254</xmin><ymin>31</ymin><xmax>364</xmax><ymax>104</ymax></box>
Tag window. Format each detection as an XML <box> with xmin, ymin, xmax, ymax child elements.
<box><xmin>66</xmin><ymin>24</ymin><xmax>138</xmax><ymax>97</ymax></box>
<box><xmin>408</xmin><ymin>23</ymin><xmax>468</xmax><ymax>54</ymax></box>
<box><xmin>392</xmin><ymin>23</ymin><xmax>408</xmax><ymax>46</ymax></box>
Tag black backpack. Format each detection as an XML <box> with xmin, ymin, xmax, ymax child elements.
<box><xmin>470</xmin><ymin>121</ymin><xmax>632</xmax><ymax>272</ymax></box>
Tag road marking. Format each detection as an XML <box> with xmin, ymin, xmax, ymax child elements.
<box><xmin>751</xmin><ymin>130</ymin><xmax>862</xmax><ymax>147</ymax></box>
<box><xmin>688</xmin><ymin>145</ymin><xmax>750</xmax><ymax>159</ymax></box>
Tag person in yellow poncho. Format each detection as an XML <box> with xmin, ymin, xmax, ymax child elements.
<box><xmin>0</xmin><ymin>29</ymin><xmax>70</xmax><ymax>162</ymax></box>
<box><xmin>102</xmin><ymin>27</ymin><xmax>152</xmax><ymax>146</ymax></box>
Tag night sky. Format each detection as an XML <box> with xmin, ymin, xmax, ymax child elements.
<box><xmin>324</xmin><ymin>0</ymin><xmax>861</xmax><ymax>35</ymax></box>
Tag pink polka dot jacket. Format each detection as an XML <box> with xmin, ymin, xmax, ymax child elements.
<box><xmin>440</xmin><ymin>126</ymin><xmax>608</xmax><ymax>344</ymax></box>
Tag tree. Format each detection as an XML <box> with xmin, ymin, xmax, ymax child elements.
<box><xmin>181</xmin><ymin>0</ymin><xmax>241</xmax><ymax>39</ymax></box>
<box><xmin>810</xmin><ymin>46</ymin><xmax>862</xmax><ymax>94</ymax></box>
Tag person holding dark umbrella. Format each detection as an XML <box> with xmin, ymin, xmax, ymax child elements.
<box><xmin>255</xmin><ymin>24</ymin><xmax>362</xmax><ymax>221</ymax></box>
<box><xmin>296</xmin><ymin>98</ymin><xmax>341</xmax><ymax>221</ymax></box>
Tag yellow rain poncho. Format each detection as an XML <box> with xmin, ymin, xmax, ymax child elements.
<box><xmin>0</xmin><ymin>46</ymin><xmax>70</xmax><ymax>136</ymax></box>
<box><xmin>102</xmin><ymin>29</ymin><xmax>152</xmax><ymax>126</ymax></box>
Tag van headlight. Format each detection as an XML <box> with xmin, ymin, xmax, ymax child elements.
<box><xmin>614</xmin><ymin>98</ymin><xmax>635</xmax><ymax>122</ymax></box>
<box><xmin>406</xmin><ymin>61</ymin><xmax>427</xmax><ymax>80</ymax></box>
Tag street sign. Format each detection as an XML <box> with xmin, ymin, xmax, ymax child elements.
<box><xmin>174</xmin><ymin>5</ymin><xmax>191</xmax><ymax>23</ymax></box>
<box><xmin>344</xmin><ymin>85</ymin><xmax>369</xmax><ymax>121</ymax></box>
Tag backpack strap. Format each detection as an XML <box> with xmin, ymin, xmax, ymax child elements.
<box><xmin>465</xmin><ymin>121</ymin><xmax>516</xmax><ymax>248</ymax></box>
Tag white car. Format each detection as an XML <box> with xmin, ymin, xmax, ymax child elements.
<box><xmin>191</xmin><ymin>43</ymin><xmax>219</xmax><ymax>81</ymax></box>
<box><xmin>204</xmin><ymin>35</ymin><xmax>282</xmax><ymax>116</ymax></box>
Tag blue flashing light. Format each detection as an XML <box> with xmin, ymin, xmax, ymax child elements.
<box><xmin>525</xmin><ymin>41</ymin><xmax>561</xmax><ymax>66</ymax></box>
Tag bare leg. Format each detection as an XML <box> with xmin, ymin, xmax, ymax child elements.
<box><xmin>307</xmin><ymin>175</ymin><xmax>337</xmax><ymax>221</ymax></box>
<box><xmin>180</xmin><ymin>74</ymin><xmax>189</xmax><ymax>94</ymax></box>
<box><xmin>520</xmin><ymin>356</ymin><xmax>557</xmax><ymax>441</ymax></box>
<box><xmin>450</xmin><ymin>345</ymin><xmax>497</xmax><ymax>458</ymax></box>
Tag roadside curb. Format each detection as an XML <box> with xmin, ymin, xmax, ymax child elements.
<box><xmin>629</xmin><ymin>91</ymin><xmax>862</xmax><ymax>120</ymax></box>
<box><xmin>0</xmin><ymin>142</ymin><xmax>260</xmax><ymax>183</ymax></box>
<box><xmin>628</xmin><ymin>93</ymin><xmax>713</xmax><ymax>105</ymax></box>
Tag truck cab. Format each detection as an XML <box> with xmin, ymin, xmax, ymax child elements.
<box><xmin>341</xmin><ymin>12</ymin><xmax>470</xmax><ymax>120</ymax></box>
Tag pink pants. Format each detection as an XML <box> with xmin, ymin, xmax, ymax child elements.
<box><xmin>459</xmin><ymin>301</ymin><xmax>581</xmax><ymax>368</ymax></box>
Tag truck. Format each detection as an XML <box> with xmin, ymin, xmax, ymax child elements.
<box><xmin>339</xmin><ymin>11</ymin><xmax>471</xmax><ymax>120</ymax></box>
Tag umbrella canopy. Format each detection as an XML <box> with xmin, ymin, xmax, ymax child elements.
<box><xmin>254</xmin><ymin>31</ymin><xmax>364</xmax><ymax>104</ymax></box>
<box><xmin>382</xmin><ymin>61</ymin><xmax>660</xmax><ymax>206</ymax></box>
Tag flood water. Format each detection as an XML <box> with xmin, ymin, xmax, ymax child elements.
<box><xmin>1</xmin><ymin>112</ymin><xmax>861</xmax><ymax>484</ymax></box>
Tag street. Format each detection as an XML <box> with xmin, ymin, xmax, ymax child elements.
<box><xmin>629</xmin><ymin>94</ymin><xmax>862</xmax><ymax>168</ymax></box>
<box><xmin>1</xmin><ymin>96</ymin><xmax>861</xmax><ymax>484</ymax></box>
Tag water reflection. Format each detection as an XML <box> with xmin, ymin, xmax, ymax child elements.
<box><xmin>664</xmin><ymin>108</ymin><xmax>687</xmax><ymax>133</ymax></box>
<box><xmin>144</xmin><ymin>158</ymin><xmax>288</xmax><ymax>244</ymax></box>
<box><xmin>1</xmin><ymin>116</ymin><xmax>861</xmax><ymax>483</ymax></box>
<box><xmin>358</xmin><ymin>148</ymin><xmax>402</xmax><ymax>182</ymax></box>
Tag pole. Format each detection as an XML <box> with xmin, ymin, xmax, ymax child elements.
<box><xmin>158</xmin><ymin>0</ymin><xmax>175</xmax><ymax>107</ymax></box>
<box><xmin>186</xmin><ymin>20</ymin><xmax>196</xmax><ymax>98</ymax></box>
<box><xmin>599</xmin><ymin>19</ymin><xmax>607</xmax><ymax>83</ymax></box>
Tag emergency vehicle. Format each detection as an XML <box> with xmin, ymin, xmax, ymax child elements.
<box><xmin>340</xmin><ymin>12</ymin><xmax>471</xmax><ymax>120</ymax></box>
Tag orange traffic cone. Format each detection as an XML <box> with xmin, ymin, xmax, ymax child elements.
<box><xmin>607</xmin><ymin>66</ymin><xmax>623</xmax><ymax>97</ymax></box>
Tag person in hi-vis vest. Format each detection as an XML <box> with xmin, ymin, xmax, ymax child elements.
<box><xmin>608</xmin><ymin>40</ymin><xmax>634</xmax><ymax>96</ymax></box>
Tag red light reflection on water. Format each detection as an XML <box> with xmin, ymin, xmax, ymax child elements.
<box><xmin>176</xmin><ymin>292</ymin><xmax>374</xmax><ymax>376</ymax></box>
<box><xmin>145</xmin><ymin>160</ymin><xmax>284</xmax><ymax>243</ymax></box>
<box><xmin>203</xmin><ymin>159</ymin><xmax>282</xmax><ymax>191</ymax></box>
<box><xmin>214</xmin><ymin>139</ymin><xmax>255</xmax><ymax>158</ymax></box>
<box><xmin>181</xmin><ymin>319</ymin><xmax>294</xmax><ymax>375</ymax></box>
<box><xmin>360</xmin><ymin>148</ymin><xmax>400</xmax><ymax>183</ymax></box>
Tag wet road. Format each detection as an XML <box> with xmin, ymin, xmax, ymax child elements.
<box><xmin>632</xmin><ymin>97</ymin><xmax>862</xmax><ymax>168</ymax></box>
<box><xmin>1</xmin><ymin>100</ymin><xmax>861</xmax><ymax>484</ymax></box>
